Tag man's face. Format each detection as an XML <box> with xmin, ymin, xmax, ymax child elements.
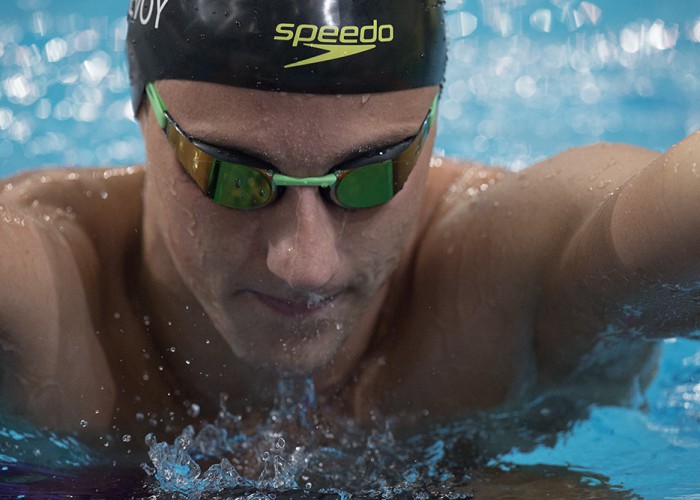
<box><xmin>140</xmin><ymin>80</ymin><xmax>438</xmax><ymax>377</ymax></box>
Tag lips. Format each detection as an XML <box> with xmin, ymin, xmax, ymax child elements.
<box><xmin>251</xmin><ymin>291</ymin><xmax>338</xmax><ymax>317</ymax></box>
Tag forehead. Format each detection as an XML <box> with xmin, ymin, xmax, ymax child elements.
<box><xmin>152</xmin><ymin>80</ymin><xmax>437</xmax><ymax>169</ymax></box>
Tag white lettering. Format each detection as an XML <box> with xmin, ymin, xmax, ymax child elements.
<box><xmin>139</xmin><ymin>0</ymin><xmax>154</xmax><ymax>25</ymax></box>
<box><xmin>129</xmin><ymin>0</ymin><xmax>170</xmax><ymax>30</ymax></box>
<box><xmin>155</xmin><ymin>0</ymin><xmax>170</xmax><ymax>29</ymax></box>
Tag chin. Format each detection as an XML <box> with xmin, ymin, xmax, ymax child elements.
<box><xmin>249</xmin><ymin>339</ymin><xmax>339</xmax><ymax>377</ymax></box>
<box><xmin>219</xmin><ymin>317</ymin><xmax>351</xmax><ymax>377</ymax></box>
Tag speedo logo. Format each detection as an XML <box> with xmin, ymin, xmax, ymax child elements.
<box><xmin>274</xmin><ymin>21</ymin><xmax>394</xmax><ymax>68</ymax></box>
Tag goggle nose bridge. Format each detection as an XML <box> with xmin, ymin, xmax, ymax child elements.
<box><xmin>272</xmin><ymin>172</ymin><xmax>338</xmax><ymax>188</ymax></box>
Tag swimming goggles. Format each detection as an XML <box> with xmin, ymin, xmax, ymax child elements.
<box><xmin>146</xmin><ymin>83</ymin><xmax>436</xmax><ymax>210</ymax></box>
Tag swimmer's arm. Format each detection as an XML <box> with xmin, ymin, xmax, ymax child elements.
<box><xmin>537</xmin><ymin>131</ymin><xmax>700</xmax><ymax>356</ymax></box>
<box><xmin>0</xmin><ymin>199</ymin><xmax>113</xmax><ymax>428</ymax></box>
<box><xmin>0</xmin><ymin>206</ymin><xmax>64</xmax><ymax>414</ymax></box>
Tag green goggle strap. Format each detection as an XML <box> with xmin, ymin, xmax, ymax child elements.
<box><xmin>146</xmin><ymin>83</ymin><xmax>168</xmax><ymax>129</ymax></box>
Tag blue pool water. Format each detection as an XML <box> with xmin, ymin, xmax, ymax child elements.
<box><xmin>1</xmin><ymin>0</ymin><xmax>700</xmax><ymax>497</ymax></box>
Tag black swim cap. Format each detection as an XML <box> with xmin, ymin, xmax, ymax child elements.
<box><xmin>127</xmin><ymin>0</ymin><xmax>447</xmax><ymax>111</ymax></box>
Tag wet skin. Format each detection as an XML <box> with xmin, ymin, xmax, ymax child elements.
<box><xmin>1</xmin><ymin>80</ymin><xmax>699</xmax><ymax>443</ymax></box>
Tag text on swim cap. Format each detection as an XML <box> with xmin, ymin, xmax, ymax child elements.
<box><xmin>275</xmin><ymin>21</ymin><xmax>394</xmax><ymax>47</ymax></box>
<box><xmin>128</xmin><ymin>0</ymin><xmax>170</xmax><ymax>30</ymax></box>
<box><xmin>275</xmin><ymin>21</ymin><xmax>394</xmax><ymax>68</ymax></box>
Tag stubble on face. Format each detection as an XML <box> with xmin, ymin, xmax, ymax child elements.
<box><xmin>138</xmin><ymin>80</ymin><xmax>438</xmax><ymax>381</ymax></box>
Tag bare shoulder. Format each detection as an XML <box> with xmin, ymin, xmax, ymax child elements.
<box><xmin>0</xmin><ymin>165</ymin><xmax>145</xmax><ymax>319</ymax></box>
<box><xmin>413</xmin><ymin>143</ymin><xmax>662</xmax><ymax>315</ymax></box>
<box><xmin>2</xmin><ymin>165</ymin><xmax>144</xmax><ymax>232</ymax></box>
<box><xmin>0</xmin><ymin>166</ymin><xmax>144</xmax><ymax>427</ymax></box>
<box><xmin>369</xmin><ymin>144</ymin><xmax>664</xmax><ymax>417</ymax></box>
<box><xmin>421</xmin><ymin>143</ymin><xmax>659</xmax><ymax>243</ymax></box>
<box><xmin>418</xmin><ymin>156</ymin><xmax>508</xmax><ymax>228</ymax></box>
<box><xmin>428</xmin><ymin>143</ymin><xmax>657</xmax><ymax>216</ymax></box>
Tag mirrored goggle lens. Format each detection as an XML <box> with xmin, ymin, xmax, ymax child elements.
<box><xmin>334</xmin><ymin>160</ymin><xmax>394</xmax><ymax>209</ymax></box>
<box><xmin>212</xmin><ymin>162</ymin><xmax>275</xmax><ymax>209</ymax></box>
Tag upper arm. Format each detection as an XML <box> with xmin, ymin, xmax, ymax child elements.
<box><xmin>534</xmin><ymin>135</ymin><xmax>700</xmax><ymax>378</ymax></box>
<box><xmin>0</xmin><ymin>200</ymin><xmax>57</xmax><ymax>337</ymax></box>
<box><xmin>0</xmin><ymin>184</ymin><xmax>111</xmax><ymax>426</ymax></box>
<box><xmin>0</xmin><ymin>201</ymin><xmax>66</xmax><ymax>415</ymax></box>
<box><xmin>420</xmin><ymin>144</ymin><xmax>665</xmax><ymax>381</ymax></box>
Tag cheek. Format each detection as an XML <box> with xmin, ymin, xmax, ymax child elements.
<box><xmin>365</xmin><ymin>154</ymin><xmax>431</xmax><ymax>266</ymax></box>
<box><xmin>143</xmin><ymin>128</ymin><xmax>257</xmax><ymax>295</ymax></box>
<box><xmin>345</xmin><ymin>174</ymin><xmax>427</xmax><ymax>277</ymax></box>
<box><xmin>165</xmin><ymin>192</ymin><xmax>258</xmax><ymax>288</ymax></box>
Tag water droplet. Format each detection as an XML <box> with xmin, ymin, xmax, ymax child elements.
<box><xmin>276</xmin><ymin>437</ymin><xmax>286</xmax><ymax>450</ymax></box>
<box><xmin>122</xmin><ymin>434</ymin><xmax>132</xmax><ymax>442</ymax></box>
<box><xmin>144</xmin><ymin>433</ymin><xmax>157</xmax><ymax>448</ymax></box>
<box><xmin>80</xmin><ymin>419</ymin><xmax>88</xmax><ymax>428</ymax></box>
<box><xmin>100</xmin><ymin>191</ymin><xmax>109</xmax><ymax>200</ymax></box>
<box><xmin>187</xmin><ymin>403</ymin><xmax>201</xmax><ymax>418</ymax></box>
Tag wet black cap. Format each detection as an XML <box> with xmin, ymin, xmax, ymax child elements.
<box><xmin>127</xmin><ymin>0</ymin><xmax>447</xmax><ymax>111</ymax></box>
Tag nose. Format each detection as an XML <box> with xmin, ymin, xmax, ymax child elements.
<box><xmin>265</xmin><ymin>188</ymin><xmax>341</xmax><ymax>290</ymax></box>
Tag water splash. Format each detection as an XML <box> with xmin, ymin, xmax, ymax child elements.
<box><xmin>141</xmin><ymin>377</ymin><xmax>629</xmax><ymax>498</ymax></box>
<box><xmin>142</xmin><ymin>426</ymin><xmax>256</xmax><ymax>496</ymax></box>
<box><xmin>141</xmin><ymin>378</ymin><xmax>490</xmax><ymax>498</ymax></box>
<box><xmin>142</xmin><ymin>381</ymin><xmax>315</xmax><ymax>497</ymax></box>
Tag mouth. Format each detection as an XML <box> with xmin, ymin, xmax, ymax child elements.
<box><xmin>251</xmin><ymin>291</ymin><xmax>338</xmax><ymax>317</ymax></box>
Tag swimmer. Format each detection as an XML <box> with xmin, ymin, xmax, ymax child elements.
<box><xmin>0</xmin><ymin>0</ymin><xmax>699</xmax><ymax>443</ymax></box>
